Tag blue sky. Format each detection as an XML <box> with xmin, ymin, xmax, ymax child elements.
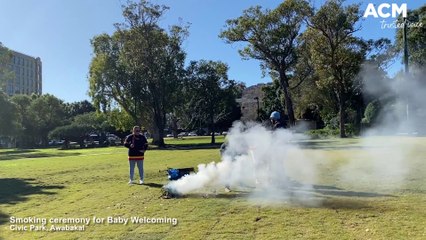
<box><xmin>0</xmin><ymin>0</ymin><xmax>424</xmax><ymax>103</ymax></box>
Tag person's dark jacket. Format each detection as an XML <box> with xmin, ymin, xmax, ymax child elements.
<box><xmin>273</xmin><ymin>121</ymin><xmax>286</xmax><ymax>129</ymax></box>
<box><xmin>124</xmin><ymin>134</ymin><xmax>148</xmax><ymax>160</ymax></box>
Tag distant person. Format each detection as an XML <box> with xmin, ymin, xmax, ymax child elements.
<box><xmin>124</xmin><ymin>126</ymin><xmax>148</xmax><ymax>185</ymax></box>
<box><xmin>270</xmin><ymin>111</ymin><xmax>286</xmax><ymax>129</ymax></box>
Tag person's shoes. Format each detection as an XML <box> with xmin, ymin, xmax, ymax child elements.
<box><xmin>128</xmin><ymin>180</ymin><xmax>133</xmax><ymax>184</ymax></box>
<box><xmin>139</xmin><ymin>180</ymin><xmax>144</xmax><ymax>185</ymax></box>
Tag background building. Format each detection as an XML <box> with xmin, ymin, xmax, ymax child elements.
<box><xmin>4</xmin><ymin>50</ymin><xmax>42</xmax><ymax>96</ymax></box>
<box><xmin>238</xmin><ymin>83</ymin><xmax>266</xmax><ymax>122</ymax></box>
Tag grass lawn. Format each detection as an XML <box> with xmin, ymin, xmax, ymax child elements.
<box><xmin>0</xmin><ymin>136</ymin><xmax>425</xmax><ymax>240</ymax></box>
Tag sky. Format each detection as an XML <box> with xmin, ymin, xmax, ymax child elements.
<box><xmin>0</xmin><ymin>0</ymin><xmax>424</xmax><ymax>103</ymax></box>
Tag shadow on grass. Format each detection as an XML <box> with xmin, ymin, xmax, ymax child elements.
<box><xmin>294</xmin><ymin>140</ymin><xmax>390</xmax><ymax>150</ymax></box>
<box><xmin>155</xmin><ymin>143</ymin><xmax>222</xmax><ymax>151</ymax></box>
<box><xmin>318</xmin><ymin>198</ymin><xmax>373</xmax><ymax>210</ymax></box>
<box><xmin>312</xmin><ymin>184</ymin><xmax>395</xmax><ymax>198</ymax></box>
<box><xmin>143</xmin><ymin>182</ymin><xmax>164</xmax><ymax>188</ymax></box>
<box><xmin>0</xmin><ymin>178</ymin><xmax>65</xmax><ymax>204</ymax></box>
<box><xmin>183</xmin><ymin>191</ymin><xmax>250</xmax><ymax>199</ymax></box>
<box><xmin>165</xmin><ymin>182</ymin><xmax>395</xmax><ymax>210</ymax></box>
<box><xmin>0</xmin><ymin>211</ymin><xmax>8</xmax><ymax>225</ymax></box>
<box><xmin>0</xmin><ymin>149</ymin><xmax>37</xmax><ymax>155</ymax></box>
<box><xmin>296</xmin><ymin>140</ymin><xmax>378</xmax><ymax>150</ymax></box>
<box><xmin>0</xmin><ymin>151</ymin><xmax>81</xmax><ymax>161</ymax></box>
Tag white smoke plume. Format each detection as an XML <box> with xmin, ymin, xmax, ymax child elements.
<box><xmin>361</xmin><ymin>64</ymin><xmax>426</xmax><ymax>135</ymax></box>
<box><xmin>165</xmin><ymin>65</ymin><xmax>424</xmax><ymax>204</ymax></box>
<box><xmin>166</xmin><ymin>122</ymin><xmax>323</xmax><ymax>205</ymax></box>
<box><xmin>336</xmin><ymin>64</ymin><xmax>425</xmax><ymax>192</ymax></box>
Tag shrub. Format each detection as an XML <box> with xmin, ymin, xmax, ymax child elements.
<box><xmin>363</xmin><ymin>100</ymin><xmax>381</xmax><ymax>126</ymax></box>
<box><xmin>306</xmin><ymin>128</ymin><xmax>339</xmax><ymax>139</ymax></box>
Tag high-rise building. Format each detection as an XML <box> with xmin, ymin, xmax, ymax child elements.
<box><xmin>4</xmin><ymin>50</ymin><xmax>42</xmax><ymax>96</ymax></box>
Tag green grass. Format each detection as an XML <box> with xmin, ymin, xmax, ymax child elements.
<box><xmin>162</xmin><ymin>135</ymin><xmax>225</xmax><ymax>150</ymax></box>
<box><xmin>0</xmin><ymin>136</ymin><xmax>425</xmax><ymax>240</ymax></box>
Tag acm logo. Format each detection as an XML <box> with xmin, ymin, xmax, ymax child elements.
<box><xmin>363</xmin><ymin>3</ymin><xmax>407</xmax><ymax>18</ymax></box>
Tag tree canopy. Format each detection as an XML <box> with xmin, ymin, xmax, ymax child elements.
<box><xmin>89</xmin><ymin>0</ymin><xmax>187</xmax><ymax>147</ymax></box>
<box><xmin>185</xmin><ymin>60</ymin><xmax>242</xmax><ymax>143</ymax></box>
<box><xmin>0</xmin><ymin>91</ymin><xmax>18</xmax><ymax>136</ymax></box>
<box><xmin>0</xmin><ymin>43</ymin><xmax>14</xmax><ymax>91</ymax></box>
<box><xmin>305</xmin><ymin>0</ymin><xmax>368</xmax><ymax>137</ymax></box>
<box><xmin>220</xmin><ymin>0</ymin><xmax>312</xmax><ymax>126</ymax></box>
<box><xmin>396</xmin><ymin>4</ymin><xmax>426</xmax><ymax>67</ymax></box>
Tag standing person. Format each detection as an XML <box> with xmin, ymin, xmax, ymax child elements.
<box><xmin>124</xmin><ymin>126</ymin><xmax>148</xmax><ymax>184</ymax></box>
<box><xmin>270</xmin><ymin>111</ymin><xmax>286</xmax><ymax>129</ymax></box>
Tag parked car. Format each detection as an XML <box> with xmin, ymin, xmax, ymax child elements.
<box><xmin>48</xmin><ymin>140</ymin><xmax>64</xmax><ymax>146</ymax></box>
<box><xmin>107</xmin><ymin>134</ymin><xmax>121</xmax><ymax>144</ymax></box>
<box><xmin>188</xmin><ymin>132</ymin><xmax>197</xmax><ymax>136</ymax></box>
<box><xmin>178</xmin><ymin>132</ymin><xmax>188</xmax><ymax>137</ymax></box>
<box><xmin>166</xmin><ymin>134</ymin><xmax>173</xmax><ymax>137</ymax></box>
<box><xmin>107</xmin><ymin>134</ymin><xmax>118</xmax><ymax>140</ymax></box>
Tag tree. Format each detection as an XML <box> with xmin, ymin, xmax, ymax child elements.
<box><xmin>0</xmin><ymin>43</ymin><xmax>14</xmax><ymax>91</ymax></box>
<box><xmin>305</xmin><ymin>0</ymin><xmax>367</xmax><ymax>137</ymax></box>
<box><xmin>65</xmin><ymin>100</ymin><xmax>96</xmax><ymax>119</ymax></box>
<box><xmin>220</xmin><ymin>0</ymin><xmax>311</xmax><ymax>126</ymax></box>
<box><xmin>89</xmin><ymin>0</ymin><xmax>187</xmax><ymax>147</ymax></box>
<box><xmin>214</xmin><ymin>81</ymin><xmax>244</xmax><ymax>131</ymax></box>
<box><xmin>0</xmin><ymin>91</ymin><xmax>18</xmax><ymax>137</ymax></box>
<box><xmin>362</xmin><ymin>100</ymin><xmax>381</xmax><ymax>127</ymax></box>
<box><xmin>10</xmin><ymin>94</ymin><xmax>38</xmax><ymax>147</ymax></box>
<box><xmin>73</xmin><ymin>112</ymin><xmax>110</xmax><ymax>130</ymax></box>
<box><xmin>354</xmin><ymin>38</ymin><xmax>397</xmax><ymax>133</ymax></box>
<box><xmin>259</xmin><ymin>80</ymin><xmax>285</xmax><ymax>121</ymax></box>
<box><xmin>166</xmin><ymin>113</ymin><xmax>180</xmax><ymax>139</ymax></box>
<box><xmin>107</xmin><ymin>108</ymin><xmax>134</xmax><ymax>132</ymax></box>
<box><xmin>185</xmin><ymin>60</ymin><xmax>241</xmax><ymax>144</ymax></box>
<box><xmin>30</xmin><ymin>94</ymin><xmax>66</xmax><ymax>146</ymax></box>
<box><xmin>49</xmin><ymin>112</ymin><xmax>112</xmax><ymax>148</ymax></box>
<box><xmin>49</xmin><ymin>124</ymin><xmax>93</xmax><ymax>149</ymax></box>
<box><xmin>396</xmin><ymin>4</ymin><xmax>426</xmax><ymax>67</ymax></box>
<box><xmin>366</xmin><ymin>38</ymin><xmax>397</xmax><ymax>70</ymax></box>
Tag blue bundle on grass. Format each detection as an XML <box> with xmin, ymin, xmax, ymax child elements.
<box><xmin>162</xmin><ymin>167</ymin><xmax>195</xmax><ymax>199</ymax></box>
<box><xmin>167</xmin><ymin>167</ymin><xmax>194</xmax><ymax>181</ymax></box>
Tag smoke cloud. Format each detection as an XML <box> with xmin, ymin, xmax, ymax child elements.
<box><xmin>361</xmin><ymin>64</ymin><xmax>426</xmax><ymax>135</ymax></box>
<box><xmin>336</xmin><ymin>64</ymin><xmax>425</xmax><ymax>190</ymax></box>
<box><xmin>165</xmin><ymin>64</ymin><xmax>423</xmax><ymax>205</ymax></box>
<box><xmin>166</xmin><ymin>122</ymin><xmax>324</xmax><ymax>205</ymax></box>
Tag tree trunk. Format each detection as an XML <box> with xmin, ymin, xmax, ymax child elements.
<box><xmin>211</xmin><ymin>131</ymin><xmax>215</xmax><ymax>144</ymax></box>
<box><xmin>79</xmin><ymin>137</ymin><xmax>85</xmax><ymax>148</ymax></box>
<box><xmin>151</xmin><ymin>127</ymin><xmax>165</xmax><ymax>147</ymax></box>
<box><xmin>42</xmin><ymin>135</ymin><xmax>49</xmax><ymax>147</ymax></box>
<box><xmin>157</xmin><ymin>128</ymin><xmax>165</xmax><ymax>147</ymax></box>
<box><xmin>278</xmin><ymin>71</ymin><xmax>296</xmax><ymax>126</ymax></box>
<box><xmin>63</xmin><ymin>139</ymin><xmax>70</xmax><ymax>149</ymax></box>
<box><xmin>355</xmin><ymin>103</ymin><xmax>363</xmax><ymax>135</ymax></box>
<box><xmin>171</xmin><ymin>115</ymin><xmax>179</xmax><ymax>138</ymax></box>
<box><xmin>339</xmin><ymin>94</ymin><xmax>347</xmax><ymax>138</ymax></box>
<box><xmin>210</xmin><ymin>116</ymin><xmax>215</xmax><ymax>144</ymax></box>
<box><xmin>151</xmin><ymin>105</ymin><xmax>166</xmax><ymax>147</ymax></box>
<box><xmin>283</xmin><ymin>89</ymin><xmax>296</xmax><ymax>126</ymax></box>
